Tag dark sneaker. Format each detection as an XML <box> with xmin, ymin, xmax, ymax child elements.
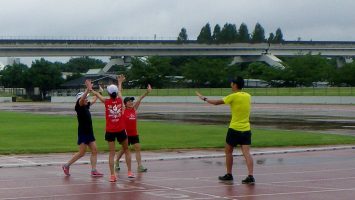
<box><xmin>218</xmin><ymin>173</ymin><xmax>233</xmax><ymax>181</ymax></box>
<box><xmin>242</xmin><ymin>175</ymin><xmax>255</xmax><ymax>184</ymax></box>
<box><xmin>137</xmin><ymin>165</ymin><xmax>148</xmax><ymax>173</ymax></box>
<box><xmin>114</xmin><ymin>161</ymin><xmax>120</xmax><ymax>171</ymax></box>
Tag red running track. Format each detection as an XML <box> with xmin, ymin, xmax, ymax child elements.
<box><xmin>0</xmin><ymin>149</ymin><xmax>355</xmax><ymax>199</ymax></box>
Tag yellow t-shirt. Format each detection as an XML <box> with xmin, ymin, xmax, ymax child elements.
<box><xmin>223</xmin><ymin>92</ymin><xmax>251</xmax><ymax>131</ymax></box>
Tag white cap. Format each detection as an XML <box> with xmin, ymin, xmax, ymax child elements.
<box><xmin>76</xmin><ymin>92</ymin><xmax>89</xmax><ymax>100</ymax></box>
<box><xmin>107</xmin><ymin>84</ymin><xmax>119</xmax><ymax>94</ymax></box>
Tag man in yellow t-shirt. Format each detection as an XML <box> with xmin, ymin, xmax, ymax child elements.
<box><xmin>196</xmin><ymin>76</ymin><xmax>255</xmax><ymax>184</ymax></box>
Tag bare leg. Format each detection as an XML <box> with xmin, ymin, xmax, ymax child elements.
<box><xmin>87</xmin><ymin>141</ymin><xmax>98</xmax><ymax>170</ymax></box>
<box><xmin>116</xmin><ymin>148</ymin><xmax>124</xmax><ymax>164</ymax></box>
<box><xmin>225</xmin><ymin>143</ymin><xmax>234</xmax><ymax>174</ymax></box>
<box><xmin>134</xmin><ymin>143</ymin><xmax>142</xmax><ymax>167</ymax></box>
<box><xmin>241</xmin><ymin>145</ymin><xmax>254</xmax><ymax>175</ymax></box>
<box><xmin>108</xmin><ymin>141</ymin><xmax>116</xmax><ymax>176</ymax></box>
<box><xmin>66</xmin><ymin>143</ymin><xmax>87</xmax><ymax>166</ymax></box>
<box><xmin>121</xmin><ymin>139</ymin><xmax>132</xmax><ymax>172</ymax></box>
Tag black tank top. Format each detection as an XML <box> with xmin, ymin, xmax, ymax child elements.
<box><xmin>75</xmin><ymin>101</ymin><xmax>93</xmax><ymax>135</ymax></box>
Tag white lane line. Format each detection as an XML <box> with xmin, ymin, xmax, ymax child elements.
<box><xmin>136</xmin><ymin>180</ymin><xmax>236</xmax><ymax>200</ymax></box>
<box><xmin>0</xmin><ymin>156</ymin><xmax>36</xmax><ymax>164</ymax></box>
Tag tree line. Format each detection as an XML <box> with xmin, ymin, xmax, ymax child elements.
<box><xmin>1</xmin><ymin>54</ymin><xmax>355</xmax><ymax>95</ymax></box>
<box><xmin>178</xmin><ymin>22</ymin><xmax>284</xmax><ymax>44</ymax></box>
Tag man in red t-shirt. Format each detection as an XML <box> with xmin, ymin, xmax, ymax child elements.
<box><xmin>115</xmin><ymin>84</ymin><xmax>152</xmax><ymax>173</ymax></box>
<box><xmin>92</xmin><ymin>75</ymin><xmax>134</xmax><ymax>182</ymax></box>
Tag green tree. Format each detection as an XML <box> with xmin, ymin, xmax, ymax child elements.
<box><xmin>197</xmin><ymin>23</ymin><xmax>213</xmax><ymax>44</ymax></box>
<box><xmin>128</xmin><ymin>57</ymin><xmax>169</xmax><ymax>88</ymax></box>
<box><xmin>332</xmin><ymin>62</ymin><xmax>355</xmax><ymax>86</ymax></box>
<box><xmin>212</xmin><ymin>24</ymin><xmax>221</xmax><ymax>43</ymax></box>
<box><xmin>225</xmin><ymin>63</ymin><xmax>247</xmax><ymax>81</ymax></box>
<box><xmin>0</xmin><ymin>63</ymin><xmax>29</xmax><ymax>88</ymax></box>
<box><xmin>282</xmin><ymin>54</ymin><xmax>335</xmax><ymax>86</ymax></box>
<box><xmin>28</xmin><ymin>58</ymin><xmax>64</xmax><ymax>99</ymax></box>
<box><xmin>177</xmin><ymin>28</ymin><xmax>188</xmax><ymax>44</ymax></box>
<box><xmin>182</xmin><ymin>58</ymin><xmax>228</xmax><ymax>87</ymax></box>
<box><xmin>238</xmin><ymin>23</ymin><xmax>250</xmax><ymax>43</ymax></box>
<box><xmin>267</xmin><ymin>33</ymin><xmax>275</xmax><ymax>43</ymax></box>
<box><xmin>251</xmin><ymin>23</ymin><xmax>266</xmax><ymax>43</ymax></box>
<box><xmin>273</xmin><ymin>28</ymin><xmax>284</xmax><ymax>43</ymax></box>
<box><xmin>219</xmin><ymin>23</ymin><xmax>238</xmax><ymax>43</ymax></box>
<box><xmin>246</xmin><ymin>62</ymin><xmax>270</xmax><ymax>79</ymax></box>
<box><xmin>63</xmin><ymin>56</ymin><xmax>106</xmax><ymax>73</ymax></box>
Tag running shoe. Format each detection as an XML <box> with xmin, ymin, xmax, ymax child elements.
<box><xmin>109</xmin><ymin>174</ymin><xmax>117</xmax><ymax>182</ymax></box>
<box><xmin>137</xmin><ymin>165</ymin><xmax>148</xmax><ymax>172</ymax></box>
<box><xmin>128</xmin><ymin>171</ymin><xmax>135</xmax><ymax>178</ymax></box>
<box><xmin>62</xmin><ymin>165</ymin><xmax>70</xmax><ymax>176</ymax></box>
<box><xmin>91</xmin><ymin>170</ymin><xmax>104</xmax><ymax>177</ymax></box>
<box><xmin>242</xmin><ymin>175</ymin><xmax>255</xmax><ymax>184</ymax></box>
<box><xmin>114</xmin><ymin>161</ymin><xmax>120</xmax><ymax>171</ymax></box>
<box><xmin>218</xmin><ymin>173</ymin><xmax>233</xmax><ymax>181</ymax></box>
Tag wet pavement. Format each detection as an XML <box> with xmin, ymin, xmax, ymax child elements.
<box><xmin>0</xmin><ymin>147</ymin><xmax>355</xmax><ymax>200</ymax></box>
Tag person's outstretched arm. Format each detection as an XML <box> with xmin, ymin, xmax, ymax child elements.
<box><xmin>195</xmin><ymin>91</ymin><xmax>224</xmax><ymax>105</ymax></box>
<box><xmin>117</xmin><ymin>74</ymin><xmax>125</xmax><ymax>98</ymax></box>
<box><xmin>90</xmin><ymin>85</ymin><xmax>103</xmax><ymax>105</ymax></box>
<box><xmin>91</xmin><ymin>85</ymin><xmax>106</xmax><ymax>103</ymax></box>
<box><xmin>79</xmin><ymin>79</ymin><xmax>92</xmax><ymax>106</ymax></box>
<box><xmin>134</xmin><ymin>84</ymin><xmax>152</xmax><ymax>110</ymax></box>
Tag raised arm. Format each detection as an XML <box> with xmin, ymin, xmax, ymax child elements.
<box><xmin>91</xmin><ymin>90</ymin><xmax>105</xmax><ymax>103</ymax></box>
<box><xmin>91</xmin><ymin>96</ymin><xmax>98</xmax><ymax>105</ymax></box>
<box><xmin>195</xmin><ymin>91</ymin><xmax>224</xmax><ymax>105</ymax></box>
<box><xmin>79</xmin><ymin>80</ymin><xmax>92</xmax><ymax>106</ymax></box>
<box><xmin>117</xmin><ymin>74</ymin><xmax>125</xmax><ymax>98</ymax></box>
<box><xmin>134</xmin><ymin>84</ymin><xmax>152</xmax><ymax>110</ymax></box>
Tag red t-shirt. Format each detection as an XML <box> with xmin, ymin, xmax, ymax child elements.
<box><xmin>123</xmin><ymin>108</ymin><xmax>138</xmax><ymax>136</ymax></box>
<box><xmin>104</xmin><ymin>98</ymin><xmax>125</xmax><ymax>132</ymax></box>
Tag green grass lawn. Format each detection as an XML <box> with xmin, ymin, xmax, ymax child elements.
<box><xmin>1</xmin><ymin>111</ymin><xmax>355</xmax><ymax>154</ymax></box>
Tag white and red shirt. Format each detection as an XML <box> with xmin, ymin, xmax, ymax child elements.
<box><xmin>104</xmin><ymin>98</ymin><xmax>125</xmax><ymax>132</ymax></box>
<box><xmin>123</xmin><ymin>108</ymin><xmax>138</xmax><ymax>136</ymax></box>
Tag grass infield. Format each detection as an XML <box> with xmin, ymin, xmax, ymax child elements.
<box><xmin>0</xmin><ymin>111</ymin><xmax>355</xmax><ymax>154</ymax></box>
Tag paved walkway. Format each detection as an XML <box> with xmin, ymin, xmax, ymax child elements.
<box><xmin>1</xmin><ymin>146</ymin><xmax>355</xmax><ymax>200</ymax></box>
<box><xmin>1</xmin><ymin>146</ymin><xmax>353</xmax><ymax>168</ymax></box>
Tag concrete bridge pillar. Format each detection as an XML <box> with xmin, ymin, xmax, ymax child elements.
<box><xmin>102</xmin><ymin>56</ymin><xmax>132</xmax><ymax>73</ymax></box>
<box><xmin>230</xmin><ymin>54</ymin><xmax>284</xmax><ymax>69</ymax></box>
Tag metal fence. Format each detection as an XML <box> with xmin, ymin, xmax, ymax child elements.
<box><xmin>0</xmin><ymin>87</ymin><xmax>26</xmax><ymax>96</ymax></box>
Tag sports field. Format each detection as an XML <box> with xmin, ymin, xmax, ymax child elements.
<box><xmin>1</xmin><ymin>111</ymin><xmax>355</xmax><ymax>154</ymax></box>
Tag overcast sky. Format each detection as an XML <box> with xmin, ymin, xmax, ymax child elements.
<box><xmin>1</xmin><ymin>0</ymin><xmax>355</xmax><ymax>65</ymax></box>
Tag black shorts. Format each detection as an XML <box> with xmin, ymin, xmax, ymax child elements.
<box><xmin>226</xmin><ymin>128</ymin><xmax>252</xmax><ymax>147</ymax></box>
<box><xmin>77</xmin><ymin>133</ymin><xmax>95</xmax><ymax>145</ymax></box>
<box><xmin>127</xmin><ymin>135</ymin><xmax>140</xmax><ymax>145</ymax></box>
<box><xmin>105</xmin><ymin>130</ymin><xmax>127</xmax><ymax>143</ymax></box>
